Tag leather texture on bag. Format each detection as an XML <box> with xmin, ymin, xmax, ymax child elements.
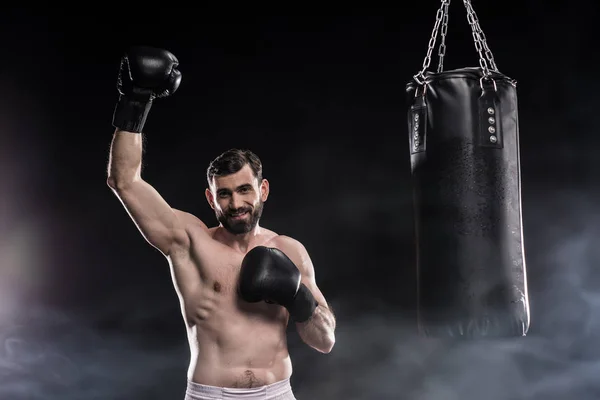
<box><xmin>407</xmin><ymin>67</ymin><xmax>530</xmax><ymax>339</ymax></box>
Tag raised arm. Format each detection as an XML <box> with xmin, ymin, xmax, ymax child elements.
<box><xmin>106</xmin><ymin>46</ymin><xmax>198</xmax><ymax>257</ymax></box>
<box><xmin>107</xmin><ymin>130</ymin><xmax>191</xmax><ymax>256</ymax></box>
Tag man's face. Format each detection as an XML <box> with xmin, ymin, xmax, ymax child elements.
<box><xmin>205</xmin><ymin>164</ymin><xmax>269</xmax><ymax>235</ymax></box>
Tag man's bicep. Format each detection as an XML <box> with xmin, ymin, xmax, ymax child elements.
<box><xmin>275</xmin><ymin>235</ymin><xmax>329</xmax><ymax>306</ymax></box>
<box><xmin>300</xmin><ymin>261</ymin><xmax>329</xmax><ymax>308</ymax></box>
<box><xmin>294</xmin><ymin>242</ymin><xmax>329</xmax><ymax>308</ymax></box>
<box><xmin>110</xmin><ymin>179</ymin><xmax>191</xmax><ymax>256</ymax></box>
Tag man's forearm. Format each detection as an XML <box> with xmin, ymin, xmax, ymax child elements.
<box><xmin>107</xmin><ymin>130</ymin><xmax>143</xmax><ymax>187</ymax></box>
<box><xmin>296</xmin><ymin>305</ymin><xmax>336</xmax><ymax>354</ymax></box>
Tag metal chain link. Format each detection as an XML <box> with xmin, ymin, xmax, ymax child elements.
<box><xmin>463</xmin><ymin>0</ymin><xmax>498</xmax><ymax>76</ymax></box>
<box><xmin>414</xmin><ymin>0</ymin><xmax>451</xmax><ymax>83</ymax></box>
<box><xmin>414</xmin><ymin>0</ymin><xmax>498</xmax><ymax>81</ymax></box>
<box><xmin>436</xmin><ymin>0</ymin><xmax>451</xmax><ymax>72</ymax></box>
<box><xmin>465</xmin><ymin>0</ymin><xmax>498</xmax><ymax>72</ymax></box>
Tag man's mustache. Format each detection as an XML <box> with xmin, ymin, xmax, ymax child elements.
<box><xmin>227</xmin><ymin>207</ymin><xmax>252</xmax><ymax>216</ymax></box>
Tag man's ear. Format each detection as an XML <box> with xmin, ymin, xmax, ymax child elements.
<box><xmin>205</xmin><ymin>188</ymin><xmax>215</xmax><ymax>210</ymax></box>
<box><xmin>260</xmin><ymin>179</ymin><xmax>270</xmax><ymax>202</ymax></box>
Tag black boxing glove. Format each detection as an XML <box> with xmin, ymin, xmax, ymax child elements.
<box><xmin>239</xmin><ymin>246</ymin><xmax>319</xmax><ymax>323</ymax></box>
<box><xmin>112</xmin><ymin>46</ymin><xmax>182</xmax><ymax>133</ymax></box>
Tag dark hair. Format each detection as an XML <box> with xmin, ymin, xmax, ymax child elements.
<box><xmin>206</xmin><ymin>148</ymin><xmax>263</xmax><ymax>185</ymax></box>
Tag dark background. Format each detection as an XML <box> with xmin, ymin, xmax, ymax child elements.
<box><xmin>1</xmin><ymin>2</ymin><xmax>600</xmax><ymax>399</ymax></box>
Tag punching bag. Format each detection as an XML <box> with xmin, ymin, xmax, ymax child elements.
<box><xmin>407</xmin><ymin>0</ymin><xmax>530</xmax><ymax>338</ymax></box>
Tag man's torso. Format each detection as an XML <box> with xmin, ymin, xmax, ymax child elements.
<box><xmin>168</xmin><ymin>217</ymin><xmax>293</xmax><ymax>388</ymax></box>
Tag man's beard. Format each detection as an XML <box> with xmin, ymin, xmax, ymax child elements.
<box><xmin>216</xmin><ymin>201</ymin><xmax>264</xmax><ymax>235</ymax></box>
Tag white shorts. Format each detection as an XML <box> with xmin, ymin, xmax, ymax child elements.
<box><xmin>184</xmin><ymin>378</ymin><xmax>296</xmax><ymax>400</ymax></box>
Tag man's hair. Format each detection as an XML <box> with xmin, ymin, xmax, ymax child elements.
<box><xmin>206</xmin><ymin>149</ymin><xmax>263</xmax><ymax>186</ymax></box>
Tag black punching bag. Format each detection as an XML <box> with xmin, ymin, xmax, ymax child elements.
<box><xmin>407</xmin><ymin>0</ymin><xmax>530</xmax><ymax>338</ymax></box>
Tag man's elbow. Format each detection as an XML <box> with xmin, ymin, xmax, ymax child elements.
<box><xmin>106</xmin><ymin>175</ymin><xmax>138</xmax><ymax>191</ymax></box>
<box><xmin>316</xmin><ymin>334</ymin><xmax>335</xmax><ymax>354</ymax></box>
<box><xmin>106</xmin><ymin>175</ymin><xmax>125</xmax><ymax>191</ymax></box>
<box><xmin>106</xmin><ymin>176</ymin><xmax>118</xmax><ymax>190</ymax></box>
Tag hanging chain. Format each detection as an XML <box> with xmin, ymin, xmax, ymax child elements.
<box><xmin>414</xmin><ymin>0</ymin><xmax>451</xmax><ymax>84</ymax></box>
<box><xmin>471</xmin><ymin>9</ymin><xmax>498</xmax><ymax>72</ymax></box>
<box><xmin>463</xmin><ymin>0</ymin><xmax>498</xmax><ymax>76</ymax></box>
<box><xmin>414</xmin><ymin>0</ymin><xmax>499</xmax><ymax>82</ymax></box>
<box><xmin>436</xmin><ymin>0</ymin><xmax>451</xmax><ymax>72</ymax></box>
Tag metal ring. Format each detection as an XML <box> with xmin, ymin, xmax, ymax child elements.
<box><xmin>413</xmin><ymin>73</ymin><xmax>425</xmax><ymax>86</ymax></box>
<box><xmin>414</xmin><ymin>83</ymin><xmax>428</xmax><ymax>98</ymax></box>
<box><xmin>479</xmin><ymin>76</ymin><xmax>497</xmax><ymax>92</ymax></box>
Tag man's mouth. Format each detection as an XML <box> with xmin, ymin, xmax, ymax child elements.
<box><xmin>229</xmin><ymin>210</ymin><xmax>250</xmax><ymax>219</ymax></box>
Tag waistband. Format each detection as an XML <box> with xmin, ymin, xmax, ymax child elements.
<box><xmin>186</xmin><ymin>378</ymin><xmax>292</xmax><ymax>399</ymax></box>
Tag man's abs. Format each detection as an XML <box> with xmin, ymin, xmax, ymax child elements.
<box><xmin>168</xmin><ymin>230</ymin><xmax>292</xmax><ymax>388</ymax></box>
<box><xmin>186</xmin><ymin>302</ymin><xmax>292</xmax><ymax>388</ymax></box>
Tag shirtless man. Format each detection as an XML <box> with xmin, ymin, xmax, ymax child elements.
<box><xmin>106</xmin><ymin>47</ymin><xmax>336</xmax><ymax>400</ymax></box>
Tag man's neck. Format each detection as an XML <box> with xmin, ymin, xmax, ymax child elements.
<box><xmin>217</xmin><ymin>224</ymin><xmax>263</xmax><ymax>253</ymax></box>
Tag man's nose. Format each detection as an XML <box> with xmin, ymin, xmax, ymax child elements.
<box><xmin>230</xmin><ymin>194</ymin><xmax>245</xmax><ymax>210</ymax></box>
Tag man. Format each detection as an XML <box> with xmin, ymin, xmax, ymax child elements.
<box><xmin>106</xmin><ymin>46</ymin><xmax>336</xmax><ymax>400</ymax></box>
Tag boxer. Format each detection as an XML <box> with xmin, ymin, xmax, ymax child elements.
<box><xmin>106</xmin><ymin>46</ymin><xmax>336</xmax><ymax>400</ymax></box>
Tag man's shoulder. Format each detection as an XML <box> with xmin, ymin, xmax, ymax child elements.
<box><xmin>268</xmin><ymin>234</ymin><xmax>307</xmax><ymax>254</ymax></box>
<box><xmin>173</xmin><ymin>209</ymin><xmax>211</xmax><ymax>234</ymax></box>
<box><xmin>268</xmin><ymin>235</ymin><xmax>313</xmax><ymax>271</ymax></box>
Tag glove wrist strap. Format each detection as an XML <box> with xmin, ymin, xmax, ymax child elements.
<box><xmin>289</xmin><ymin>283</ymin><xmax>318</xmax><ymax>323</ymax></box>
<box><xmin>112</xmin><ymin>94</ymin><xmax>153</xmax><ymax>133</ymax></box>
